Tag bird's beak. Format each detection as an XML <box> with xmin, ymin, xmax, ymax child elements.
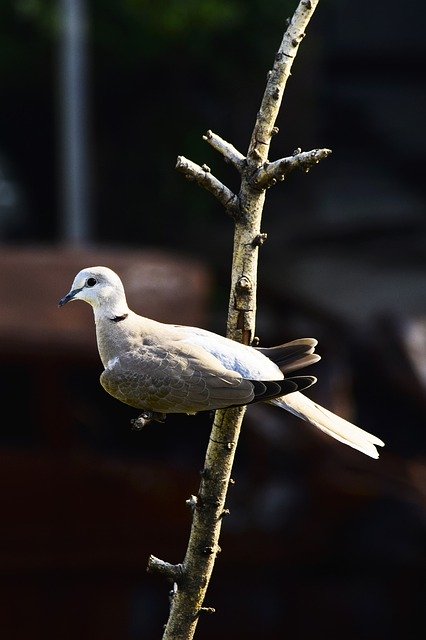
<box><xmin>58</xmin><ymin>287</ymin><xmax>81</xmax><ymax>307</ymax></box>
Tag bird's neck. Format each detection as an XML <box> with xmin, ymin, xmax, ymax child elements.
<box><xmin>94</xmin><ymin>310</ymin><xmax>131</xmax><ymax>367</ymax></box>
<box><xmin>93</xmin><ymin>300</ymin><xmax>129</xmax><ymax>323</ymax></box>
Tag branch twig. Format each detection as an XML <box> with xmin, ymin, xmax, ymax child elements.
<box><xmin>253</xmin><ymin>147</ymin><xmax>332</xmax><ymax>189</ymax></box>
<box><xmin>202</xmin><ymin>130</ymin><xmax>245</xmax><ymax>172</ymax></box>
<box><xmin>147</xmin><ymin>556</ymin><xmax>185</xmax><ymax>583</ymax></box>
<box><xmin>176</xmin><ymin>156</ymin><xmax>240</xmax><ymax>215</ymax></box>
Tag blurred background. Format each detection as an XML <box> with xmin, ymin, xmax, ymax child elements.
<box><xmin>0</xmin><ymin>0</ymin><xmax>425</xmax><ymax>638</ymax></box>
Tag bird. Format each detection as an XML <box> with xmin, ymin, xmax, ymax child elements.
<box><xmin>59</xmin><ymin>266</ymin><xmax>384</xmax><ymax>459</ymax></box>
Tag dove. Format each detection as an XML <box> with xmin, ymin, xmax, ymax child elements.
<box><xmin>59</xmin><ymin>266</ymin><xmax>384</xmax><ymax>458</ymax></box>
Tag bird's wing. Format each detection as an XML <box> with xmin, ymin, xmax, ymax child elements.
<box><xmin>100</xmin><ymin>342</ymin><xmax>257</xmax><ymax>414</ymax></box>
<box><xmin>171</xmin><ymin>326</ymin><xmax>284</xmax><ymax>380</ymax></box>
<box><xmin>270</xmin><ymin>391</ymin><xmax>384</xmax><ymax>459</ymax></box>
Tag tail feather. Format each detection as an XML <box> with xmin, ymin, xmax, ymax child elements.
<box><xmin>248</xmin><ymin>376</ymin><xmax>317</xmax><ymax>404</ymax></box>
<box><xmin>256</xmin><ymin>338</ymin><xmax>321</xmax><ymax>373</ymax></box>
<box><xmin>270</xmin><ymin>391</ymin><xmax>384</xmax><ymax>459</ymax></box>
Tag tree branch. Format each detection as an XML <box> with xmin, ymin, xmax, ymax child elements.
<box><xmin>202</xmin><ymin>129</ymin><xmax>246</xmax><ymax>172</ymax></box>
<box><xmin>147</xmin><ymin>556</ymin><xmax>185</xmax><ymax>584</ymax></box>
<box><xmin>247</xmin><ymin>0</ymin><xmax>320</xmax><ymax>168</ymax></box>
<box><xmin>253</xmin><ymin>147</ymin><xmax>332</xmax><ymax>189</ymax></box>
<box><xmin>148</xmin><ymin>2</ymin><xmax>324</xmax><ymax>639</ymax></box>
<box><xmin>176</xmin><ymin>155</ymin><xmax>240</xmax><ymax>216</ymax></box>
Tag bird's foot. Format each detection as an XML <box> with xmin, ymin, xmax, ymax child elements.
<box><xmin>130</xmin><ymin>411</ymin><xmax>167</xmax><ymax>430</ymax></box>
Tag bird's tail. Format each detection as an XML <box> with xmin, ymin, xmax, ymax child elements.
<box><xmin>270</xmin><ymin>391</ymin><xmax>384</xmax><ymax>459</ymax></box>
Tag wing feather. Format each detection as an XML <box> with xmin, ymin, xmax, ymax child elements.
<box><xmin>100</xmin><ymin>342</ymin><xmax>256</xmax><ymax>413</ymax></box>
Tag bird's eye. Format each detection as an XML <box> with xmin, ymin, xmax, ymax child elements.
<box><xmin>86</xmin><ymin>277</ymin><xmax>97</xmax><ymax>287</ymax></box>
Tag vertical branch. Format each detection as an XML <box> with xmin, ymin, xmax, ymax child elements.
<box><xmin>230</xmin><ymin>0</ymin><xmax>321</xmax><ymax>346</ymax></box>
<box><xmin>247</xmin><ymin>0</ymin><xmax>318</xmax><ymax>167</ymax></box>
<box><xmin>148</xmin><ymin>2</ymin><xmax>323</xmax><ymax>639</ymax></box>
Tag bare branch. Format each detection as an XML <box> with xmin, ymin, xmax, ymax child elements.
<box><xmin>161</xmin><ymin>406</ymin><xmax>246</xmax><ymax>640</ymax></box>
<box><xmin>175</xmin><ymin>156</ymin><xmax>240</xmax><ymax>216</ymax></box>
<box><xmin>147</xmin><ymin>555</ymin><xmax>185</xmax><ymax>584</ymax></box>
<box><xmin>247</xmin><ymin>0</ymin><xmax>321</xmax><ymax>167</ymax></box>
<box><xmin>253</xmin><ymin>147</ymin><xmax>332</xmax><ymax>189</ymax></box>
<box><xmin>202</xmin><ymin>130</ymin><xmax>246</xmax><ymax>172</ymax></box>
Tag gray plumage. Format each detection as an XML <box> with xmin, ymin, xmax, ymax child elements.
<box><xmin>59</xmin><ymin>266</ymin><xmax>385</xmax><ymax>459</ymax></box>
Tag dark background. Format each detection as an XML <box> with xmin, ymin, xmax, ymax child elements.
<box><xmin>0</xmin><ymin>1</ymin><xmax>425</xmax><ymax>639</ymax></box>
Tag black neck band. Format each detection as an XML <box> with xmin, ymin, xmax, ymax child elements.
<box><xmin>110</xmin><ymin>313</ymin><xmax>128</xmax><ymax>323</ymax></box>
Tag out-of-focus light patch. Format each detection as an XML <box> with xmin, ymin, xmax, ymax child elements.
<box><xmin>404</xmin><ymin>316</ymin><xmax>426</xmax><ymax>388</ymax></box>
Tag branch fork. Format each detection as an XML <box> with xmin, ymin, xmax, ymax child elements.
<box><xmin>177</xmin><ymin>138</ymin><xmax>330</xmax><ymax>215</ymax></box>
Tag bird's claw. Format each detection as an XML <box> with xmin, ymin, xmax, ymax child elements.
<box><xmin>130</xmin><ymin>411</ymin><xmax>167</xmax><ymax>430</ymax></box>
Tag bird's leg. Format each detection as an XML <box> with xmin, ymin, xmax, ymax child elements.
<box><xmin>130</xmin><ymin>410</ymin><xmax>167</xmax><ymax>430</ymax></box>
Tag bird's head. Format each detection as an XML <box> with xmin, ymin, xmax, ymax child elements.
<box><xmin>59</xmin><ymin>266</ymin><xmax>128</xmax><ymax>316</ymax></box>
